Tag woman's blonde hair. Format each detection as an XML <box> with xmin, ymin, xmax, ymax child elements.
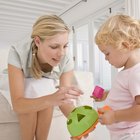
<box><xmin>95</xmin><ymin>14</ymin><xmax>140</xmax><ymax>50</ymax></box>
<box><xmin>30</xmin><ymin>15</ymin><xmax>70</xmax><ymax>79</ymax></box>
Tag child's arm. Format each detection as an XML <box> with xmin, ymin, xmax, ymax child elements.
<box><xmin>114</xmin><ymin>96</ymin><xmax>140</xmax><ymax>122</ymax></box>
<box><xmin>98</xmin><ymin>95</ymin><xmax>140</xmax><ymax>125</ymax></box>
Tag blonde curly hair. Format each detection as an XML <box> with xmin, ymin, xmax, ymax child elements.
<box><xmin>95</xmin><ymin>14</ymin><xmax>140</xmax><ymax>50</ymax></box>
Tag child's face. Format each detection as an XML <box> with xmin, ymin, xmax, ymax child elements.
<box><xmin>35</xmin><ymin>32</ymin><xmax>69</xmax><ymax>66</ymax></box>
<box><xmin>98</xmin><ymin>45</ymin><xmax>130</xmax><ymax>68</ymax></box>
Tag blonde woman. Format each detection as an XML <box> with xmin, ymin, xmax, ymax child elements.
<box><xmin>95</xmin><ymin>14</ymin><xmax>140</xmax><ymax>140</ymax></box>
<box><xmin>8</xmin><ymin>15</ymin><xmax>83</xmax><ymax>140</ymax></box>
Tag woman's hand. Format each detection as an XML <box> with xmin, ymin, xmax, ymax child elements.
<box><xmin>71</xmin><ymin>134</ymin><xmax>88</xmax><ymax>140</ymax></box>
<box><xmin>71</xmin><ymin>137</ymin><xmax>81</xmax><ymax>140</ymax></box>
<box><xmin>48</xmin><ymin>86</ymin><xmax>83</xmax><ymax>106</ymax></box>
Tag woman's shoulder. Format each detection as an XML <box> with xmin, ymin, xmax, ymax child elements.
<box><xmin>58</xmin><ymin>50</ymin><xmax>74</xmax><ymax>73</ymax></box>
<box><xmin>62</xmin><ymin>50</ymin><xmax>73</xmax><ymax>61</ymax></box>
<box><xmin>8</xmin><ymin>39</ymin><xmax>33</xmax><ymax>72</ymax></box>
<box><xmin>11</xmin><ymin>39</ymin><xmax>32</xmax><ymax>54</ymax></box>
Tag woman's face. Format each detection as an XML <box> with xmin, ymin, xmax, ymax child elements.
<box><xmin>35</xmin><ymin>32</ymin><xmax>69</xmax><ymax>66</ymax></box>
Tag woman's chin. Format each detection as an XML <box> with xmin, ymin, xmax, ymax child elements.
<box><xmin>51</xmin><ymin>62</ymin><xmax>59</xmax><ymax>67</ymax></box>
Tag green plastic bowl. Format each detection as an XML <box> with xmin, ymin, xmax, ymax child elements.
<box><xmin>67</xmin><ymin>105</ymin><xmax>98</xmax><ymax>137</ymax></box>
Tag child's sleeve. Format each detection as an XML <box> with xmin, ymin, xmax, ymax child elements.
<box><xmin>129</xmin><ymin>72</ymin><xmax>140</xmax><ymax>98</ymax></box>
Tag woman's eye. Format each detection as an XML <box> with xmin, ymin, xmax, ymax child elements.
<box><xmin>64</xmin><ymin>45</ymin><xmax>68</xmax><ymax>48</ymax></box>
<box><xmin>49</xmin><ymin>45</ymin><xmax>68</xmax><ymax>49</ymax></box>
<box><xmin>50</xmin><ymin>46</ymin><xmax>58</xmax><ymax>49</ymax></box>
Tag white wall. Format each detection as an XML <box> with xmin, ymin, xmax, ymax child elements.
<box><xmin>61</xmin><ymin>0</ymin><xmax>117</xmax><ymax>25</ymax></box>
<box><xmin>0</xmin><ymin>42</ymin><xmax>10</xmax><ymax>72</ymax></box>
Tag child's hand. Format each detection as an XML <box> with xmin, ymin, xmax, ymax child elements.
<box><xmin>98</xmin><ymin>107</ymin><xmax>116</xmax><ymax>125</ymax></box>
<box><xmin>90</xmin><ymin>90</ymin><xmax>109</xmax><ymax>102</ymax></box>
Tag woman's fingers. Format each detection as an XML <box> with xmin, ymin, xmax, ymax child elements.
<box><xmin>70</xmin><ymin>86</ymin><xmax>84</xmax><ymax>95</ymax></box>
<box><xmin>68</xmin><ymin>89</ymin><xmax>83</xmax><ymax>96</ymax></box>
<box><xmin>54</xmin><ymin>86</ymin><xmax>83</xmax><ymax>105</ymax></box>
<box><xmin>60</xmin><ymin>86</ymin><xmax>84</xmax><ymax>96</ymax></box>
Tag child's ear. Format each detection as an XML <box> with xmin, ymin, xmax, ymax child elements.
<box><xmin>122</xmin><ymin>42</ymin><xmax>131</xmax><ymax>50</ymax></box>
<box><xmin>34</xmin><ymin>36</ymin><xmax>41</xmax><ymax>47</ymax></box>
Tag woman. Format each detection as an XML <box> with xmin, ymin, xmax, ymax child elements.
<box><xmin>8</xmin><ymin>15</ymin><xmax>83</xmax><ymax>140</ymax></box>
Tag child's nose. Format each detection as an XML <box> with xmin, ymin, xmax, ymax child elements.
<box><xmin>105</xmin><ymin>56</ymin><xmax>108</xmax><ymax>60</ymax></box>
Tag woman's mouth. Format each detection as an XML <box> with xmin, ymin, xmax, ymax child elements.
<box><xmin>52</xmin><ymin>58</ymin><xmax>61</xmax><ymax>62</ymax></box>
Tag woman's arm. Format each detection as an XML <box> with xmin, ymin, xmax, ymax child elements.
<box><xmin>59</xmin><ymin>70</ymin><xmax>87</xmax><ymax>140</ymax></box>
<box><xmin>59</xmin><ymin>70</ymin><xmax>76</xmax><ymax>117</ymax></box>
<box><xmin>8</xmin><ymin>64</ymin><xmax>53</xmax><ymax>114</ymax></box>
<box><xmin>8</xmin><ymin>64</ymin><xmax>76</xmax><ymax>114</ymax></box>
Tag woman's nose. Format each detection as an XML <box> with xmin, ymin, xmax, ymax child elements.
<box><xmin>58</xmin><ymin>48</ymin><xmax>65</xmax><ymax>56</ymax></box>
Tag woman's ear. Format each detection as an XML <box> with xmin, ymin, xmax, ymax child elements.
<box><xmin>34</xmin><ymin>36</ymin><xmax>41</xmax><ymax>47</ymax></box>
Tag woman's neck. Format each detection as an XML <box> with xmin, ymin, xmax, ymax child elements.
<box><xmin>40</xmin><ymin>63</ymin><xmax>53</xmax><ymax>73</ymax></box>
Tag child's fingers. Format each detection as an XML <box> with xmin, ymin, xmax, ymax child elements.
<box><xmin>98</xmin><ymin>106</ymin><xmax>111</xmax><ymax>114</ymax></box>
<box><xmin>98</xmin><ymin>108</ymin><xmax>105</xmax><ymax>114</ymax></box>
<box><xmin>90</xmin><ymin>95</ymin><xmax>104</xmax><ymax>102</ymax></box>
